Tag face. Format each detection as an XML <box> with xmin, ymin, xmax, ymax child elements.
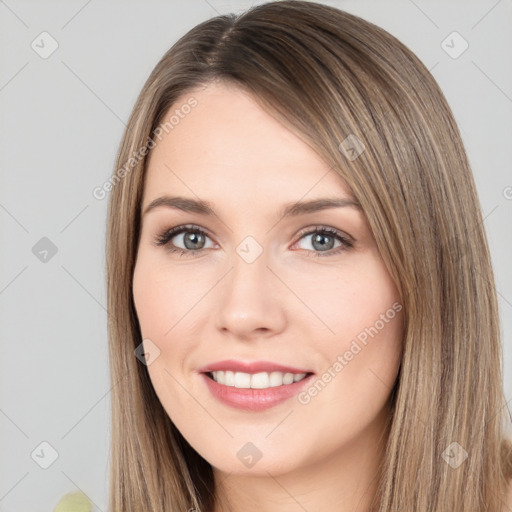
<box><xmin>132</xmin><ymin>81</ymin><xmax>403</xmax><ymax>477</ymax></box>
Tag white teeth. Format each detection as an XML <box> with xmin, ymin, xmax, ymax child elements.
<box><xmin>251</xmin><ymin>372</ymin><xmax>269</xmax><ymax>389</ymax></box>
<box><xmin>224</xmin><ymin>370</ymin><xmax>235</xmax><ymax>386</ymax></box>
<box><xmin>283</xmin><ymin>373</ymin><xmax>294</xmax><ymax>385</ymax></box>
<box><xmin>269</xmin><ymin>371</ymin><xmax>284</xmax><ymax>387</ymax></box>
<box><xmin>210</xmin><ymin>371</ymin><xmax>308</xmax><ymax>389</ymax></box>
<box><xmin>234</xmin><ymin>371</ymin><xmax>251</xmax><ymax>388</ymax></box>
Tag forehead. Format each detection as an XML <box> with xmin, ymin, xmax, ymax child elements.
<box><xmin>143</xmin><ymin>82</ymin><xmax>353</xmax><ymax>208</ymax></box>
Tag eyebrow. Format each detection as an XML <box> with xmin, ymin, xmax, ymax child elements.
<box><xmin>142</xmin><ymin>195</ymin><xmax>361</xmax><ymax>219</ymax></box>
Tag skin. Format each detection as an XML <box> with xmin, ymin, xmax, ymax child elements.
<box><xmin>132</xmin><ymin>80</ymin><xmax>404</xmax><ymax>512</ymax></box>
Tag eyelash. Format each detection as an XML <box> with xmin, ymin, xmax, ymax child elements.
<box><xmin>153</xmin><ymin>224</ymin><xmax>354</xmax><ymax>258</ymax></box>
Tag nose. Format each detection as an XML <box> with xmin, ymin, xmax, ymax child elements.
<box><xmin>214</xmin><ymin>245</ymin><xmax>287</xmax><ymax>341</ymax></box>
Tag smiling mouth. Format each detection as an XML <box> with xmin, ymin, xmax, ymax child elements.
<box><xmin>205</xmin><ymin>370</ymin><xmax>313</xmax><ymax>389</ymax></box>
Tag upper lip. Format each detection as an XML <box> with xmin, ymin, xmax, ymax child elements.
<box><xmin>197</xmin><ymin>359</ymin><xmax>314</xmax><ymax>375</ymax></box>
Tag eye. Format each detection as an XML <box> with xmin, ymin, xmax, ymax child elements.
<box><xmin>153</xmin><ymin>224</ymin><xmax>214</xmax><ymax>257</ymax></box>
<box><xmin>293</xmin><ymin>225</ymin><xmax>353</xmax><ymax>257</ymax></box>
<box><xmin>153</xmin><ymin>224</ymin><xmax>354</xmax><ymax>258</ymax></box>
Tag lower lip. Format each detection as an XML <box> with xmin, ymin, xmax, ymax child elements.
<box><xmin>200</xmin><ymin>372</ymin><xmax>314</xmax><ymax>411</ymax></box>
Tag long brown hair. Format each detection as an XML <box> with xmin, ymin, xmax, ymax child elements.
<box><xmin>105</xmin><ymin>1</ymin><xmax>512</xmax><ymax>510</ymax></box>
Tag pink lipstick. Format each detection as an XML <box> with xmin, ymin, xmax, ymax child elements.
<box><xmin>197</xmin><ymin>359</ymin><xmax>315</xmax><ymax>411</ymax></box>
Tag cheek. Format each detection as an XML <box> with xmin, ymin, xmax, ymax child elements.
<box><xmin>132</xmin><ymin>254</ymin><xmax>205</xmax><ymax>383</ymax></box>
<box><xmin>132</xmin><ymin>266</ymin><xmax>169</xmax><ymax>339</ymax></box>
<box><xmin>303</xmin><ymin>255</ymin><xmax>403</xmax><ymax>414</ymax></box>
<box><xmin>132</xmin><ymin>252</ymin><xmax>196</xmax><ymax>340</ymax></box>
<box><xmin>312</xmin><ymin>256</ymin><xmax>402</xmax><ymax>348</ymax></box>
<box><xmin>132</xmin><ymin>258</ymin><xmax>193</xmax><ymax>418</ymax></box>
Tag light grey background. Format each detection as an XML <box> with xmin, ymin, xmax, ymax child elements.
<box><xmin>0</xmin><ymin>1</ymin><xmax>511</xmax><ymax>510</ymax></box>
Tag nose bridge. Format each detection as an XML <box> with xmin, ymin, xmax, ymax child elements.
<box><xmin>214</xmin><ymin>235</ymin><xmax>286</xmax><ymax>337</ymax></box>
<box><xmin>226</xmin><ymin>235</ymin><xmax>271</xmax><ymax>303</ymax></box>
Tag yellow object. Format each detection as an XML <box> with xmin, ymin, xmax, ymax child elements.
<box><xmin>53</xmin><ymin>491</ymin><xmax>92</xmax><ymax>512</ymax></box>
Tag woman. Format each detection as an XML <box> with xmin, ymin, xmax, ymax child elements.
<box><xmin>105</xmin><ymin>1</ymin><xmax>512</xmax><ymax>510</ymax></box>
